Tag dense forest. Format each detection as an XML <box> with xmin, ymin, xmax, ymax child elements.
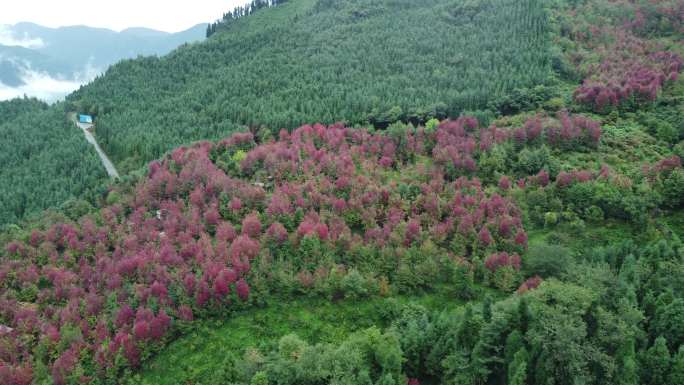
<box><xmin>0</xmin><ymin>0</ymin><xmax>683</xmax><ymax>384</ymax></box>
<box><xmin>206</xmin><ymin>0</ymin><xmax>289</xmax><ymax>37</ymax></box>
<box><xmin>0</xmin><ymin>98</ymin><xmax>108</xmax><ymax>226</ymax></box>
<box><xmin>67</xmin><ymin>0</ymin><xmax>552</xmax><ymax>173</ymax></box>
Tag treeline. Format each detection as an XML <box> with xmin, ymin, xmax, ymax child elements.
<box><xmin>206</xmin><ymin>0</ymin><xmax>289</xmax><ymax>37</ymax></box>
<box><xmin>0</xmin><ymin>96</ymin><xmax>48</xmax><ymax>122</ymax></box>
<box><xmin>0</xmin><ymin>99</ymin><xmax>108</xmax><ymax>227</ymax></box>
<box><xmin>68</xmin><ymin>0</ymin><xmax>552</xmax><ymax>174</ymax></box>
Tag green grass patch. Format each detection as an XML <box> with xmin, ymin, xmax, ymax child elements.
<box><xmin>528</xmin><ymin>219</ymin><xmax>643</xmax><ymax>252</ymax></box>
<box><xmin>132</xmin><ymin>289</ymin><xmax>462</xmax><ymax>385</ymax></box>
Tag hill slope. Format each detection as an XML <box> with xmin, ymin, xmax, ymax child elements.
<box><xmin>0</xmin><ymin>0</ymin><xmax>684</xmax><ymax>385</ymax></box>
<box><xmin>0</xmin><ymin>0</ymin><xmax>556</xmax><ymax>226</ymax></box>
<box><xmin>69</xmin><ymin>0</ymin><xmax>553</xmax><ymax>172</ymax></box>
<box><xmin>0</xmin><ymin>98</ymin><xmax>108</xmax><ymax>225</ymax></box>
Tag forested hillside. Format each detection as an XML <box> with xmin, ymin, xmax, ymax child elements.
<box><xmin>0</xmin><ymin>98</ymin><xmax>108</xmax><ymax>225</ymax></box>
<box><xmin>0</xmin><ymin>0</ymin><xmax>684</xmax><ymax>384</ymax></box>
<box><xmin>69</xmin><ymin>0</ymin><xmax>552</xmax><ymax>173</ymax></box>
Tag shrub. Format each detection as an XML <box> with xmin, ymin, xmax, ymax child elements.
<box><xmin>425</xmin><ymin>118</ymin><xmax>440</xmax><ymax>133</ymax></box>
<box><xmin>453</xmin><ymin>264</ymin><xmax>478</xmax><ymax>300</ymax></box>
<box><xmin>660</xmin><ymin>168</ymin><xmax>684</xmax><ymax>208</ymax></box>
<box><xmin>544</xmin><ymin>212</ymin><xmax>559</xmax><ymax>227</ymax></box>
<box><xmin>341</xmin><ymin>269</ymin><xmax>369</xmax><ymax>300</ymax></box>
<box><xmin>524</xmin><ymin>243</ymin><xmax>572</xmax><ymax>278</ymax></box>
<box><xmin>656</xmin><ymin>121</ymin><xmax>679</xmax><ymax>144</ymax></box>
<box><xmin>584</xmin><ymin>205</ymin><xmax>605</xmax><ymax>222</ymax></box>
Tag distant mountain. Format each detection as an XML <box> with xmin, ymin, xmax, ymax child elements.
<box><xmin>0</xmin><ymin>44</ymin><xmax>75</xmax><ymax>86</ymax></box>
<box><xmin>120</xmin><ymin>27</ymin><xmax>171</xmax><ymax>39</ymax></box>
<box><xmin>8</xmin><ymin>22</ymin><xmax>207</xmax><ymax>70</ymax></box>
<box><xmin>0</xmin><ymin>22</ymin><xmax>206</xmax><ymax>101</ymax></box>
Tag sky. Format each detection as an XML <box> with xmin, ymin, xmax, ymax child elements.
<box><xmin>0</xmin><ymin>0</ymin><xmax>248</xmax><ymax>33</ymax></box>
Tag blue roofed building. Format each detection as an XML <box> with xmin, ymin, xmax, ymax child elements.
<box><xmin>79</xmin><ymin>115</ymin><xmax>93</xmax><ymax>124</ymax></box>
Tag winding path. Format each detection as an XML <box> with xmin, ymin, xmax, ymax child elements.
<box><xmin>71</xmin><ymin>114</ymin><xmax>120</xmax><ymax>179</ymax></box>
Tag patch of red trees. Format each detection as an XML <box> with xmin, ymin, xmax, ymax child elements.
<box><xmin>0</xmin><ymin>107</ymin><xmax>614</xmax><ymax>383</ymax></box>
<box><xmin>0</xmin><ymin>119</ymin><xmax>541</xmax><ymax>383</ymax></box>
<box><xmin>571</xmin><ymin>6</ymin><xmax>683</xmax><ymax>111</ymax></box>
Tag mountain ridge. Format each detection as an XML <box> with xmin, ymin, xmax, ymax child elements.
<box><xmin>8</xmin><ymin>21</ymin><xmax>207</xmax><ymax>39</ymax></box>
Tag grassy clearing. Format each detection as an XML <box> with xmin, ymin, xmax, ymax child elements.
<box><xmin>132</xmin><ymin>289</ymin><xmax>462</xmax><ymax>385</ymax></box>
<box><xmin>528</xmin><ymin>219</ymin><xmax>640</xmax><ymax>250</ymax></box>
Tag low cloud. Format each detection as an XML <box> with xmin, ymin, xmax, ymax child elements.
<box><xmin>0</xmin><ymin>72</ymin><xmax>80</xmax><ymax>101</ymax></box>
<box><xmin>0</xmin><ymin>64</ymin><xmax>100</xmax><ymax>102</ymax></box>
<box><xmin>0</xmin><ymin>25</ymin><xmax>44</xmax><ymax>48</ymax></box>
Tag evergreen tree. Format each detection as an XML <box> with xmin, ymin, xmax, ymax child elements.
<box><xmin>507</xmin><ymin>348</ymin><xmax>528</xmax><ymax>385</ymax></box>
<box><xmin>425</xmin><ymin>312</ymin><xmax>461</xmax><ymax>377</ymax></box>
<box><xmin>618</xmin><ymin>340</ymin><xmax>639</xmax><ymax>385</ymax></box>
<box><xmin>669</xmin><ymin>346</ymin><xmax>684</xmax><ymax>385</ymax></box>
<box><xmin>250</xmin><ymin>371</ymin><xmax>268</xmax><ymax>385</ymax></box>
<box><xmin>471</xmin><ymin>314</ymin><xmax>508</xmax><ymax>384</ymax></box>
<box><xmin>442</xmin><ymin>349</ymin><xmax>475</xmax><ymax>385</ymax></box>
<box><xmin>516</xmin><ymin>297</ymin><xmax>531</xmax><ymax>333</ymax></box>
<box><xmin>456</xmin><ymin>305</ymin><xmax>482</xmax><ymax>353</ymax></box>
<box><xmin>483</xmin><ymin>295</ymin><xmax>493</xmax><ymax>323</ymax></box>
<box><xmin>453</xmin><ymin>264</ymin><xmax>477</xmax><ymax>300</ymax></box>
<box><xmin>504</xmin><ymin>330</ymin><xmax>525</xmax><ymax>365</ymax></box>
<box><xmin>640</xmin><ymin>336</ymin><xmax>672</xmax><ymax>385</ymax></box>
